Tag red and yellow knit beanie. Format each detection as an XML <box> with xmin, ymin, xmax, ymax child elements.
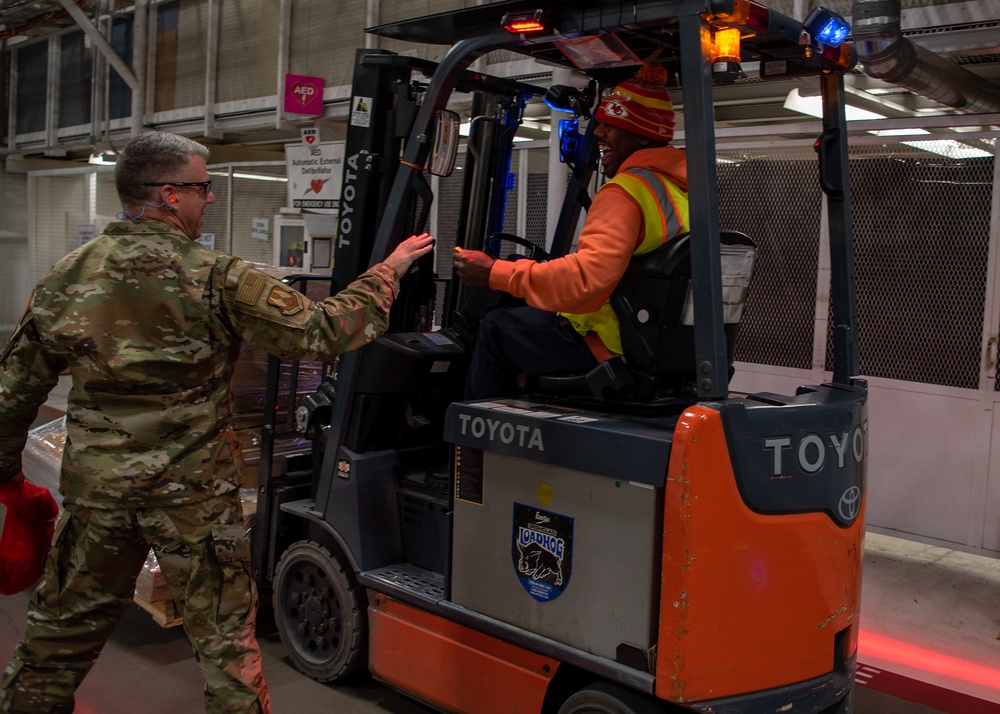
<box><xmin>595</xmin><ymin>62</ymin><xmax>675</xmax><ymax>143</ymax></box>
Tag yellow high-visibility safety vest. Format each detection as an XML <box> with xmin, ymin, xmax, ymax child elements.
<box><xmin>561</xmin><ymin>167</ymin><xmax>689</xmax><ymax>356</ymax></box>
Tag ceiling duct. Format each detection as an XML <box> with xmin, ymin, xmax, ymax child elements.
<box><xmin>852</xmin><ymin>0</ymin><xmax>1000</xmax><ymax>114</ymax></box>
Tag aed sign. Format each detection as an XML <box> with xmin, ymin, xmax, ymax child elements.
<box><xmin>284</xmin><ymin>73</ymin><xmax>324</xmax><ymax>116</ymax></box>
<box><xmin>286</xmin><ymin>141</ymin><xmax>345</xmax><ymax>211</ymax></box>
<box><xmin>720</xmin><ymin>390</ymin><xmax>868</xmax><ymax>527</ymax></box>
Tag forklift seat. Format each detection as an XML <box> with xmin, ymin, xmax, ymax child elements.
<box><xmin>533</xmin><ymin>231</ymin><xmax>757</xmax><ymax>404</ymax></box>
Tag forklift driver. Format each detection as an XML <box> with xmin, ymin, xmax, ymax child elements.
<box><xmin>454</xmin><ymin>63</ymin><xmax>689</xmax><ymax>399</ymax></box>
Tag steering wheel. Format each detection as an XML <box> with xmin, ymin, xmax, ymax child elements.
<box><xmin>484</xmin><ymin>232</ymin><xmax>551</xmax><ymax>262</ymax></box>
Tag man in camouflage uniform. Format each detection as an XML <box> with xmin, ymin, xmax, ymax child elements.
<box><xmin>0</xmin><ymin>130</ymin><xmax>433</xmax><ymax>713</ymax></box>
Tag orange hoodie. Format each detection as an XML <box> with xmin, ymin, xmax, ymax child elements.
<box><xmin>489</xmin><ymin>145</ymin><xmax>687</xmax><ymax>359</ymax></box>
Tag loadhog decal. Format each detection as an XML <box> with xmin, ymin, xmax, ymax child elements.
<box><xmin>512</xmin><ymin>503</ymin><xmax>573</xmax><ymax>602</ymax></box>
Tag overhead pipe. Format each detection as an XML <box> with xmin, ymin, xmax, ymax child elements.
<box><xmin>852</xmin><ymin>0</ymin><xmax>1000</xmax><ymax>114</ymax></box>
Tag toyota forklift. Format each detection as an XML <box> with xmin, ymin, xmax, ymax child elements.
<box><xmin>252</xmin><ymin>1</ymin><xmax>867</xmax><ymax>712</ymax></box>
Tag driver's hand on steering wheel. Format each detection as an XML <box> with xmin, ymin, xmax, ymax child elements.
<box><xmin>453</xmin><ymin>248</ymin><xmax>495</xmax><ymax>288</ymax></box>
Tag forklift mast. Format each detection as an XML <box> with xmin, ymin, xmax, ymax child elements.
<box><xmin>255</xmin><ymin>1</ymin><xmax>866</xmax><ymax>712</ymax></box>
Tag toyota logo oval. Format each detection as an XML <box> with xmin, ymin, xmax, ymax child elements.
<box><xmin>839</xmin><ymin>486</ymin><xmax>862</xmax><ymax>522</ymax></box>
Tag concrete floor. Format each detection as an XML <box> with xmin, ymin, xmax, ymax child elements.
<box><xmin>1</xmin><ymin>526</ymin><xmax>996</xmax><ymax>713</ymax></box>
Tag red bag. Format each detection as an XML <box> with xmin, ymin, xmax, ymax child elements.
<box><xmin>0</xmin><ymin>476</ymin><xmax>59</xmax><ymax>595</ymax></box>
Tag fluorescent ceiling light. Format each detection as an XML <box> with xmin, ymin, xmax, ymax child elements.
<box><xmin>784</xmin><ymin>88</ymin><xmax>885</xmax><ymax>121</ymax></box>
<box><xmin>520</xmin><ymin>120</ymin><xmax>551</xmax><ymax>133</ymax></box>
<box><xmin>461</xmin><ymin>122</ymin><xmax>545</xmax><ymax>140</ymax></box>
<box><xmin>208</xmin><ymin>170</ymin><xmax>287</xmax><ymax>182</ymax></box>
<box><xmin>88</xmin><ymin>153</ymin><xmax>116</xmax><ymax>165</ymax></box>
<box><xmin>869</xmin><ymin>128</ymin><xmax>930</xmax><ymax>137</ymax></box>
<box><xmin>232</xmin><ymin>172</ymin><xmax>287</xmax><ymax>182</ymax></box>
<box><xmin>901</xmin><ymin>140</ymin><xmax>992</xmax><ymax>159</ymax></box>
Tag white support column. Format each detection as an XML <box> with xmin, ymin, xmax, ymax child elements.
<box><xmin>89</xmin><ymin>0</ymin><xmax>105</xmax><ymax>148</ymax></box>
<box><xmin>7</xmin><ymin>50</ymin><xmax>17</xmax><ymax>153</ymax></box>
<box><xmin>46</xmin><ymin>36</ymin><xmax>59</xmax><ymax>151</ymax></box>
<box><xmin>517</xmin><ymin>148</ymin><xmax>528</xmax><ymax>238</ymax></box>
<box><xmin>205</xmin><ymin>0</ymin><xmax>220</xmax><ymax>137</ymax></box>
<box><xmin>978</xmin><ymin>138</ymin><xmax>1000</xmax><ymax>393</ymax></box>
<box><xmin>969</xmin><ymin>131</ymin><xmax>1000</xmax><ymax>550</ymax></box>
<box><xmin>131</xmin><ymin>0</ymin><xmax>148</xmax><ymax>136</ymax></box>
<box><xmin>275</xmin><ymin>0</ymin><xmax>291</xmax><ymax>129</ymax></box>
<box><xmin>145</xmin><ymin>1</ymin><xmax>157</xmax><ymax>127</ymax></box>
<box><xmin>365</xmin><ymin>0</ymin><xmax>380</xmax><ymax>50</ymax></box>
<box><xmin>546</xmin><ymin>68</ymin><xmax>575</xmax><ymax>249</ymax></box>
<box><xmin>811</xmin><ymin>199</ymin><xmax>832</xmax><ymax>384</ymax></box>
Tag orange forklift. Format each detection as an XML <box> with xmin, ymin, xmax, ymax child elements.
<box><xmin>252</xmin><ymin>1</ymin><xmax>866</xmax><ymax>711</ymax></box>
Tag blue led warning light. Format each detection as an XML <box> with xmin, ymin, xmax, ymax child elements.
<box><xmin>805</xmin><ymin>7</ymin><xmax>850</xmax><ymax>47</ymax></box>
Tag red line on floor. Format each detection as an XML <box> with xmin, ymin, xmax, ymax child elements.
<box><xmin>858</xmin><ymin>665</ymin><xmax>1000</xmax><ymax>714</ymax></box>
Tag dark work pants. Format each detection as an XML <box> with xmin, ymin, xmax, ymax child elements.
<box><xmin>465</xmin><ymin>306</ymin><xmax>599</xmax><ymax>399</ymax></box>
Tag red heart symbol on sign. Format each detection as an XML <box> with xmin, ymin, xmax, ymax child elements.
<box><xmin>311</xmin><ymin>179</ymin><xmax>324</xmax><ymax>194</ymax></box>
<box><xmin>304</xmin><ymin>135</ymin><xmax>316</xmax><ymax>145</ymax></box>
<box><xmin>292</xmin><ymin>82</ymin><xmax>316</xmax><ymax>107</ymax></box>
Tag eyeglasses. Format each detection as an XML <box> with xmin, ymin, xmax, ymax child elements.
<box><xmin>142</xmin><ymin>180</ymin><xmax>213</xmax><ymax>196</ymax></box>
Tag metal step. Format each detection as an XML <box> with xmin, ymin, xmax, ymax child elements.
<box><xmin>361</xmin><ymin>564</ymin><xmax>446</xmax><ymax>605</ymax></box>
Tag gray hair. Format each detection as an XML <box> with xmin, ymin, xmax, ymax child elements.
<box><xmin>115</xmin><ymin>131</ymin><xmax>210</xmax><ymax>207</ymax></box>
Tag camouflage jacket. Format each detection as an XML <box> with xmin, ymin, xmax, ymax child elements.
<box><xmin>0</xmin><ymin>220</ymin><xmax>398</xmax><ymax>508</ymax></box>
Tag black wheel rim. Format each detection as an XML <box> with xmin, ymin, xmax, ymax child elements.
<box><xmin>279</xmin><ymin>556</ymin><xmax>345</xmax><ymax>668</ymax></box>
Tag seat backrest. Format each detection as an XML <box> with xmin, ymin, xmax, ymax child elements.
<box><xmin>611</xmin><ymin>230</ymin><xmax>757</xmax><ymax>388</ymax></box>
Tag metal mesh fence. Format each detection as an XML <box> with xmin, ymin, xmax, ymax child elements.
<box><xmin>59</xmin><ymin>31</ymin><xmax>89</xmax><ymax>129</ymax></box>
<box><xmin>718</xmin><ymin>145</ymin><xmax>821</xmax><ymax>369</ymax></box>
<box><xmin>21</xmin><ymin>130</ymin><xmax>999</xmax><ymax>394</ymax></box>
<box><xmin>218</xmin><ymin>0</ymin><xmax>276</xmax><ymax>103</ymax></box>
<box><xmin>213</xmin><ymin>164</ymin><xmax>290</xmax><ymax>265</ymax></box>
<box><xmin>525</xmin><ymin>148</ymin><xmax>549</xmax><ymax>246</ymax></box>
<box><xmin>842</xmin><ymin>143</ymin><xmax>994</xmax><ymax>389</ymax></box>
<box><xmin>502</xmin><ymin>151</ymin><xmax>520</xmax><ymax>236</ymax></box>
<box><xmin>15</xmin><ymin>40</ymin><xmax>46</xmax><ymax>134</ymax></box>
<box><xmin>173</xmin><ymin>0</ymin><xmax>209</xmax><ymax>111</ymax></box>
<box><xmin>432</xmin><ymin>153</ymin><xmax>466</xmax><ymax>324</ymax></box>
<box><xmin>289</xmin><ymin>0</ymin><xmax>366</xmax><ymax>89</ymax></box>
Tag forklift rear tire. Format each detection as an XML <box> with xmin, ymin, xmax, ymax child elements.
<box><xmin>558</xmin><ymin>682</ymin><xmax>666</xmax><ymax>714</ymax></box>
<box><xmin>272</xmin><ymin>541</ymin><xmax>366</xmax><ymax>682</ymax></box>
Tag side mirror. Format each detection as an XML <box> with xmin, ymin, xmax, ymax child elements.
<box><xmin>544</xmin><ymin>81</ymin><xmax>596</xmax><ymax>119</ymax></box>
<box><xmin>429</xmin><ymin>109</ymin><xmax>460</xmax><ymax>177</ymax></box>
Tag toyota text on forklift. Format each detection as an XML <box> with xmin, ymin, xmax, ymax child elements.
<box><xmin>253</xmin><ymin>1</ymin><xmax>866</xmax><ymax>712</ymax></box>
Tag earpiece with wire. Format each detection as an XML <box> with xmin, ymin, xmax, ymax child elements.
<box><xmin>116</xmin><ymin>198</ymin><xmax>175</xmax><ymax>222</ymax></box>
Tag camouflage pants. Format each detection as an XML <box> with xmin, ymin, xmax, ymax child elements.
<box><xmin>0</xmin><ymin>490</ymin><xmax>270</xmax><ymax>713</ymax></box>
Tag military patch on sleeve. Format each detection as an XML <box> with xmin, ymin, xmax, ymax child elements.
<box><xmin>266</xmin><ymin>286</ymin><xmax>305</xmax><ymax>316</ymax></box>
<box><xmin>235</xmin><ymin>271</ymin><xmax>267</xmax><ymax>306</ymax></box>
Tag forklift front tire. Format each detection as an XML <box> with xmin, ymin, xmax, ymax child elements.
<box><xmin>272</xmin><ymin>541</ymin><xmax>367</xmax><ymax>682</ymax></box>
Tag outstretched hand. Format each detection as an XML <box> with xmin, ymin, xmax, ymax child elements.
<box><xmin>452</xmin><ymin>248</ymin><xmax>495</xmax><ymax>287</ymax></box>
<box><xmin>382</xmin><ymin>233</ymin><xmax>435</xmax><ymax>277</ymax></box>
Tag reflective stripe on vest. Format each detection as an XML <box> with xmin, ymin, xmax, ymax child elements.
<box><xmin>560</xmin><ymin>167</ymin><xmax>689</xmax><ymax>356</ymax></box>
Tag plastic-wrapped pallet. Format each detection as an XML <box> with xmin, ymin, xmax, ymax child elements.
<box><xmin>21</xmin><ymin>417</ymin><xmax>65</xmax><ymax>508</ymax></box>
